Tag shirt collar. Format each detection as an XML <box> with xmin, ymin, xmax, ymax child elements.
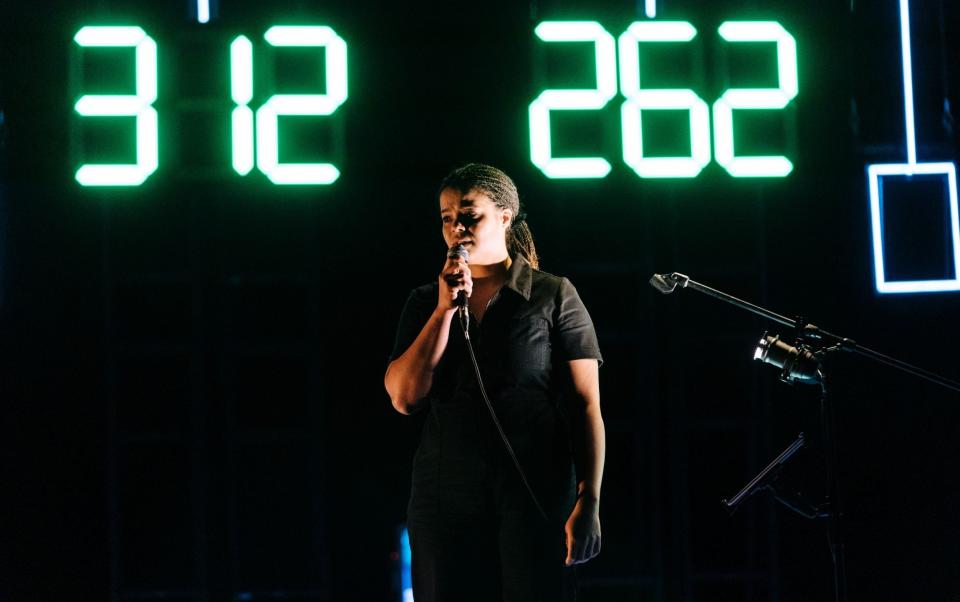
<box><xmin>504</xmin><ymin>254</ymin><xmax>533</xmax><ymax>300</ymax></box>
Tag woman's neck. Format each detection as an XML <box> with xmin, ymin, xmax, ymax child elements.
<box><xmin>470</xmin><ymin>255</ymin><xmax>512</xmax><ymax>283</ymax></box>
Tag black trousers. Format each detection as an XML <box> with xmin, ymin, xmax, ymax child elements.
<box><xmin>408</xmin><ymin>510</ymin><xmax>573</xmax><ymax>602</ymax></box>
<box><xmin>407</xmin><ymin>398</ymin><xmax>577</xmax><ymax>601</ymax></box>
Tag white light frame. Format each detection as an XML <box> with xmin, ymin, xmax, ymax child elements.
<box><xmin>866</xmin><ymin>0</ymin><xmax>960</xmax><ymax>294</ymax></box>
<box><xmin>868</xmin><ymin>163</ymin><xmax>960</xmax><ymax>293</ymax></box>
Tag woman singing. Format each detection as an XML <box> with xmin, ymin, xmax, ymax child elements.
<box><xmin>384</xmin><ymin>164</ymin><xmax>605</xmax><ymax>601</ymax></box>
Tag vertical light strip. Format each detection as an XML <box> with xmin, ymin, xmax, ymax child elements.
<box><xmin>197</xmin><ymin>0</ymin><xmax>210</xmax><ymax>24</ymax></box>
<box><xmin>867</xmin><ymin>165</ymin><xmax>887</xmax><ymax>288</ymax></box>
<box><xmin>948</xmin><ymin>167</ymin><xmax>960</xmax><ymax>283</ymax></box>
<box><xmin>399</xmin><ymin>527</ymin><xmax>413</xmax><ymax>602</ymax></box>
<box><xmin>899</xmin><ymin>0</ymin><xmax>917</xmax><ymax>166</ymax></box>
<box><xmin>645</xmin><ymin>0</ymin><xmax>656</xmax><ymax>19</ymax></box>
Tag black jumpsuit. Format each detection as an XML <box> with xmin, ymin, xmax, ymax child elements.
<box><xmin>390</xmin><ymin>256</ymin><xmax>603</xmax><ymax>602</ymax></box>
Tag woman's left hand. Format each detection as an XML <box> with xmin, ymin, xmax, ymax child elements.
<box><xmin>564</xmin><ymin>494</ymin><xmax>601</xmax><ymax>566</ymax></box>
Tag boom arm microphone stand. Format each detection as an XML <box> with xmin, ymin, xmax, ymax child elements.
<box><xmin>650</xmin><ymin>272</ymin><xmax>960</xmax><ymax>391</ymax></box>
<box><xmin>650</xmin><ymin>272</ymin><xmax>960</xmax><ymax>602</ymax></box>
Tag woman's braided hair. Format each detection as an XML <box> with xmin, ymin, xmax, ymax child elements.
<box><xmin>438</xmin><ymin>163</ymin><xmax>539</xmax><ymax>269</ymax></box>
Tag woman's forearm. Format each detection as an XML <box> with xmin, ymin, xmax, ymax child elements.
<box><xmin>384</xmin><ymin>307</ymin><xmax>455</xmax><ymax>414</ymax></box>
<box><xmin>577</xmin><ymin>402</ymin><xmax>606</xmax><ymax>501</ymax></box>
<box><xmin>567</xmin><ymin>359</ymin><xmax>605</xmax><ymax>501</ymax></box>
<box><xmin>565</xmin><ymin>360</ymin><xmax>605</xmax><ymax>566</ymax></box>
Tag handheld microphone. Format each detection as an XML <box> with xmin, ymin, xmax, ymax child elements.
<box><xmin>447</xmin><ymin>244</ymin><xmax>470</xmax><ymax>329</ymax></box>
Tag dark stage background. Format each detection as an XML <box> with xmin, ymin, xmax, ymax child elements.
<box><xmin>2</xmin><ymin>0</ymin><xmax>959</xmax><ymax>600</ymax></box>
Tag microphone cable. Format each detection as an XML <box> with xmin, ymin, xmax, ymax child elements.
<box><xmin>457</xmin><ymin>314</ymin><xmax>549</xmax><ymax>523</ymax></box>
<box><xmin>444</xmin><ymin>246</ymin><xmax>582</xmax><ymax>598</ymax></box>
<box><xmin>458</xmin><ymin>304</ymin><xmax>581</xmax><ymax>602</ymax></box>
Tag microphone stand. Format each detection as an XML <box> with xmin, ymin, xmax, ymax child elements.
<box><xmin>651</xmin><ymin>272</ymin><xmax>960</xmax><ymax>392</ymax></box>
<box><xmin>650</xmin><ymin>272</ymin><xmax>960</xmax><ymax>602</ymax></box>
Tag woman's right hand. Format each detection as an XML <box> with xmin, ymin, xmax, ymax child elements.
<box><xmin>437</xmin><ymin>255</ymin><xmax>472</xmax><ymax>312</ymax></box>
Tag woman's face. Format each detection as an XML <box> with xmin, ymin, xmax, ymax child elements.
<box><xmin>439</xmin><ymin>187</ymin><xmax>512</xmax><ymax>264</ymax></box>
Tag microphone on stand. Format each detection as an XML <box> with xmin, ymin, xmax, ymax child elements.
<box><xmin>649</xmin><ymin>272</ymin><xmax>689</xmax><ymax>294</ymax></box>
<box><xmin>447</xmin><ymin>244</ymin><xmax>470</xmax><ymax>330</ymax></box>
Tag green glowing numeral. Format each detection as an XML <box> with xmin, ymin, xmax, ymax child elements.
<box><xmin>230</xmin><ymin>26</ymin><xmax>348</xmax><ymax>185</ymax></box>
<box><xmin>529</xmin><ymin>22</ymin><xmax>617</xmax><ymax>179</ymax></box>
<box><xmin>73</xmin><ymin>26</ymin><xmax>158</xmax><ymax>187</ymax></box>
<box><xmin>713</xmin><ymin>21</ymin><xmax>798</xmax><ymax>178</ymax></box>
<box><xmin>230</xmin><ymin>36</ymin><xmax>255</xmax><ymax>176</ymax></box>
<box><xmin>618</xmin><ymin>22</ymin><xmax>711</xmax><ymax>178</ymax></box>
<box><xmin>258</xmin><ymin>26</ymin><xmax>348</xmax><ymax>185</ymax></box>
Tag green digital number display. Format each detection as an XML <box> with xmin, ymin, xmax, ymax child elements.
<box><xmin>529</xmin><ymin>20</ymin><xmax>799</xmax><ymax>179</ymax></box>
<box><xmin>713</xmin><ymin>21</ymin><xmax>798</xmax><ymax>178</ymax></box>
<box><xmin>73</xmin><ymin>26</ymin><xmax>159</xmax><ymax>186</ymax></box>
<box><xmin>230</xmin><ymin>35</ymin><xmax>255</xmax><ymax>177</ymax></box>
<box><xmin>71</xmin><ymin>19</ymin><xmax>795</xmax><ymax>187</ymax></box>
<box><xmin>618</xmin><ymin>21</ymin><xmax>711</xmax><ymax>178</ymax></box>
<box><xmin>233</xmin><ymin>26</ymin><xmax>348</xmax><ymax>185</ymax></box>
<box><xmin>74</xmin><ymin>24</ymin><xmax>348</xmax><ymax>187</ymax></box>
<box><xmin>529</xmin><ymin>22</ymin><xmax>619</xmax><ymax>179</ymax></box>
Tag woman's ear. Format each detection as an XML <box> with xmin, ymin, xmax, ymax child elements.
<box><xmin>501</xmin><ymin>208</ymin><xmax>514</xmax><ymax>229</ymax></box>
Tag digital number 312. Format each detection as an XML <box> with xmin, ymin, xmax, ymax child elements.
<box><xmin>73</xmin><ymin>25</ymin><xmax>347</xmax><ymax>187</ymax></box>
